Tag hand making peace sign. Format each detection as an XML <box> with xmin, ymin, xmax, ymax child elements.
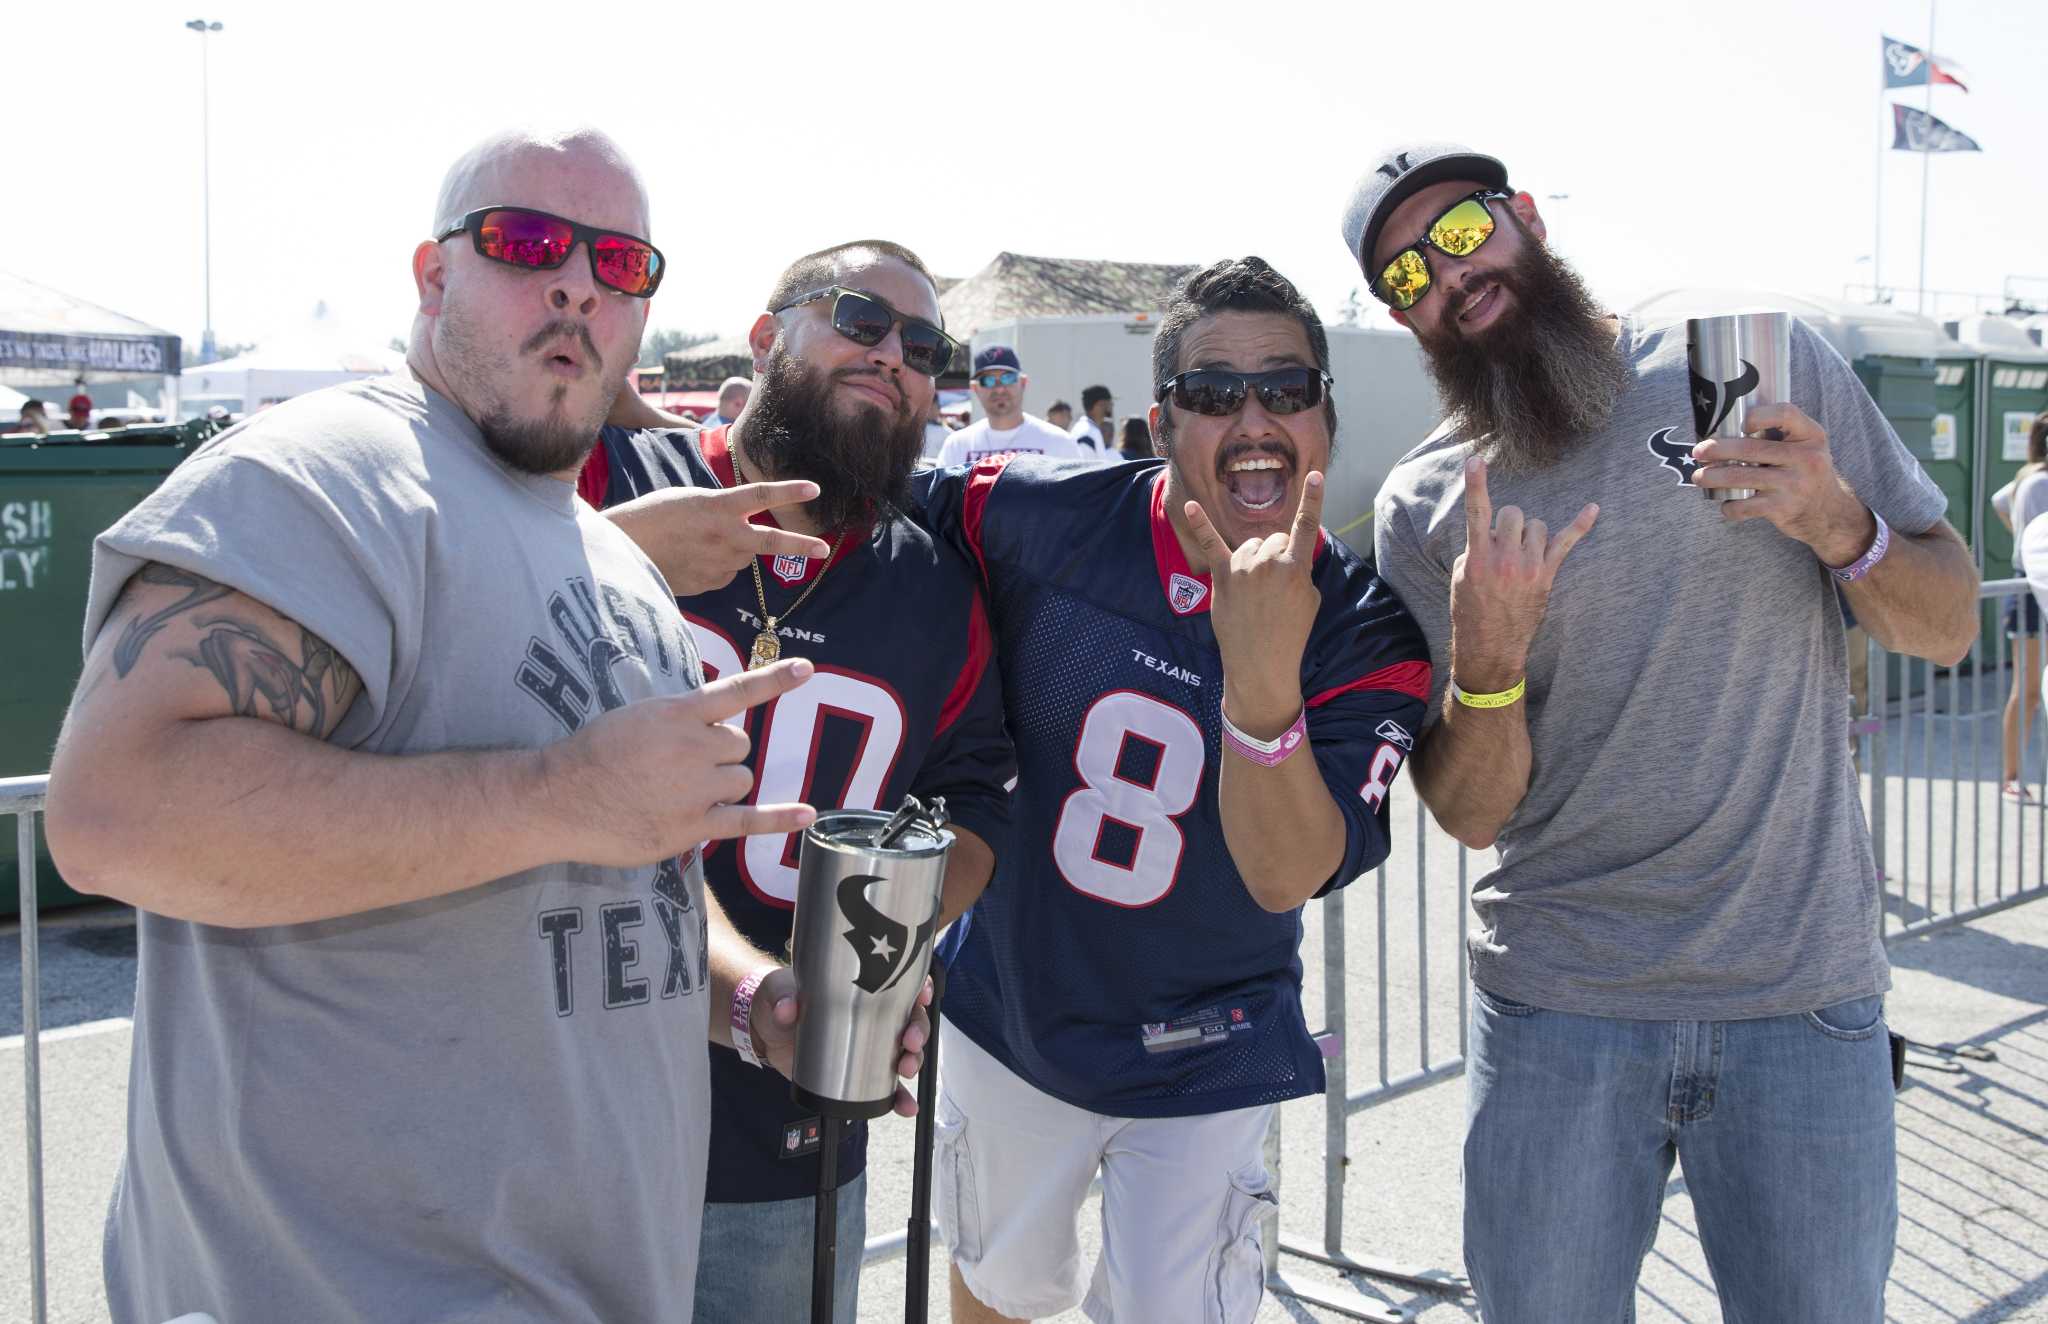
<box><xmin>1182</xmin><ymin>471</ymin><xmax>1328</xmax><ymax>734</ymax></box>
<box><xmin>1449</xmin><ymin>454</ymin><xmax>1599</xmax><ymax>692</ymax></box>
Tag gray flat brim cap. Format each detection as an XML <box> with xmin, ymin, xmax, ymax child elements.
<box><xmin>1339</xmin><ymin>143</ymin><xmax>1509</xmax><ymax>278</ymax></box>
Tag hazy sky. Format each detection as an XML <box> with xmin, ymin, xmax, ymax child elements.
<box><xmin>14</xmin><ymin>0</ymin><xmax>2047</xmax><ymax>356</ymax></box>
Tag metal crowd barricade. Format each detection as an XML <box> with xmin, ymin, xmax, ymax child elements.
<box><xmin>6</xmin><ymin>774</ymin><xmax>49</xmax><ymax>1324</ymax></box>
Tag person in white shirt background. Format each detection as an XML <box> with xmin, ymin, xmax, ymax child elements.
<box><xmin>1068</xmin><ymin>383</ymin><xmax>1117</xmax><ymax>462</ymax></box>
<box><xmin>934</xmin><ymin>344</ymin><xmax>1093</xmax><ymax>466</ymax></box>
<box><xmin>1992</xmin><ymin>410</ymin><xmax>2048</xmax><ymax>801</ymax></box>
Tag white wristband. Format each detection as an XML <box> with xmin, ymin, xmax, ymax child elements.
<box><xmin>729</xmin><ymin>964</ymin><xmax>777</xmax><ymax>1068</ymax></box>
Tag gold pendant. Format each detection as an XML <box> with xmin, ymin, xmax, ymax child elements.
<box><xmin>749</xmin><ymin>629</ymin><xmax>782</xmax><ymax>669</ymax></box>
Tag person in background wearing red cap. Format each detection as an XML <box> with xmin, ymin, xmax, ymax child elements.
<box><xmin>67</xmin><ymin>378</ymin><xmax>92</xmax><ymax>430</ymax></box>
<box><xmin>1349</xmin><ymin>140</ymin><xmax>1977</xmax><ymax>1323</ymax></box>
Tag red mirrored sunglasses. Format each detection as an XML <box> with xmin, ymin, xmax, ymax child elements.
<box><xmin>436</xmin><ymin>205</ymin><xmax>665</xmax><ymax>298</ymax></box>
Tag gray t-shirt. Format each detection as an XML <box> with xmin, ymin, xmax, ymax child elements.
<box><xmin>87</xmin><ymin>376</ymin><xmax>714</xmax><ymax>1323</ymax></box>
<box><xmin>1374</xmin><ymin>317</ymin><xmax>1946</xmax><ymax>1020</ymax></box>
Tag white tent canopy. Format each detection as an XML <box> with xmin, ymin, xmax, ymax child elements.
<box><xmin>178</xmin><ymin>303</ymin><xmax>404</xmax><ymax>418</ymax></box>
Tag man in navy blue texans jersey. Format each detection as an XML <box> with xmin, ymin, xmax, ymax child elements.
<box><xmin>914</xmin><ymin>257</ymin><xmax>1431</xmax><ymax>1323</ymax></box>
<box><xmin>589</xmin><ymin>240</ymin><xmax>1013</xmax><ymax>1324</ymax></box>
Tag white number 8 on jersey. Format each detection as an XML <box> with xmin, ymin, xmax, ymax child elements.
<box><xmin>1052</xmin><ymin>691</ymin><xmax>1206</xmax><ymax>908</ymax></box>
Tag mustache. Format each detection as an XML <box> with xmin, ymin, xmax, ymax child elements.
<box><xmin>834</xmin><ymin>365</ymin><xmax>904</xmax><ymax>410</ymax></box>
<box><xmin>520</xmin><ymin>320</ymin><xmax>602</xmax><ymax>372</ymax></box>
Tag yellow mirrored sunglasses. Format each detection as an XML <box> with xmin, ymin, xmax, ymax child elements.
<box><xmin>1372</xmin><ymin>190</ymin><xmax>1512</xmax><ymax>311</ymax></box>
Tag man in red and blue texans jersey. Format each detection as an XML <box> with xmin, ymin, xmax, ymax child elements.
<box><xmin>589</xmin><ymin>240</ymin><xmax>1013</xmax><ymax>1324</ymax></box>
<box><xmin>914</xmin><ymin>256</ymin><xmax>1430</xmax><ymax>1323</ymax></box>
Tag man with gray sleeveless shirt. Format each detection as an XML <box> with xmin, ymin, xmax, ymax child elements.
<box><xmin>44</xmin><ymin>128</ymin><xmax>930</xmax><ymax>1324</ymax></box>
<box><xmin>1348</xmin><ymin>143</ymin><xmax>1978</xmax><ymax>1322</ymax></box>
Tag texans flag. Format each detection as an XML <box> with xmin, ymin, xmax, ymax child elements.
<box><xmin>1882</xmin><ymin>36</ymin><xmax>1969</xmax><ymax>91</ymax></box>
<box><xmin>1892</xmin><ymin>104</ymin><xmax>1982</xmax><ymax>154</ymax></box>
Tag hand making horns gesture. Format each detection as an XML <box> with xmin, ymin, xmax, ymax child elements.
<box><xmin>1182</xmin><ymin>471</ymin><xmax>1328</xmax><ymax>735</ymax></box>
<box><xmin>1449</xmin><ymin>454</ymin><xmax>1599</xmax><ymax>693</ymax></box>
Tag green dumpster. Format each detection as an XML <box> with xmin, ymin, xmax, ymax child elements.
<box><xmin>1</xmin><ymin>419</ymin><xmax>217</xmax><ymax>915</ymax></box>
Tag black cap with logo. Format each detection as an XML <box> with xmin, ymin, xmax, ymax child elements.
<box><xmin>1339</xmin><ymin>142</ymin><xmax>1509</xmax><ymax>277</ymax></box>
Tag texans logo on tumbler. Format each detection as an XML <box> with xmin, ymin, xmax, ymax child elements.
<box><xmin>837</xmin><ymin>874</ymin><xmax>940</xmax><ymax>994</ymax></box>
<box><xmin>1689</xmin><ymin>359</ymin><xmax>1759</xmax><ymax>441</ymax></box>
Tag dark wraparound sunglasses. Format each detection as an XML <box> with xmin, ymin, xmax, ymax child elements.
<box><xmin>436</xmin><ymin>206</ymin><xmax>665</xmax><ymax>298</ymax></box>
<box><xmin>774</xmin><ymin>286</ymin><xmax>960</xmax><ymax>379</ymax></box>
<box><xmin>1371</xmin><ymin>190</ymin><xmax>1512</xmax><ymax>311</ymax></box>
<box><xmin>1156</xmin><ymin>367</ymin><xmax>1333</xmax><ymax>417</ymax></box>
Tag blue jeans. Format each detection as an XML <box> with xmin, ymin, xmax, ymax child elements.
<box><xmin>693</xmin><ymin>1169</ymin><xmax>865</xmax><ymax>1324</ymax></box>
<box><xmin>1463</xmin><ymin>991</ymin><xmax>1896</xmax><ymax>1324</ymax></box>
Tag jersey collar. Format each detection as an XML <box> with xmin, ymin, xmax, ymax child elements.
<box><xmin>1146</xmin><ymin>466</ymin><xmax>1331</xmax><ymax>618</ymax></box>
<box><xmin>1149</xmin><ymin>469</ymin><xmax>1213</xmax><ymax>616</ymax></box>
<box><xmin>700</xmin><ymin>424</ymin><xmax>870</xmax><ymax>588</ymax></box>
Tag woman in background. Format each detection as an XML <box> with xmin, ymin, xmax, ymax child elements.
<box><xmin>1992</xmin><ymin>411</ymin><xmax>2048</xmax><ymax>801</ymax></box>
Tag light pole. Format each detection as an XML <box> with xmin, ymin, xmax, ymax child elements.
<box><xmin>185</xmin><ymin>19</ymin><xmax>223</xmax><ymax>361</ymax></box>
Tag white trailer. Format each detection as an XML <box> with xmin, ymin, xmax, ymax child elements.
<box><xmin>966</xmin><ymin>316</ymin><xmax>1443</xmax><ymax>547</ymax></box>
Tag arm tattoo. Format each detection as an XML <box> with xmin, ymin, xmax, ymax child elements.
<box><xmin>176</xmin><ymin>617</ymin><xmax>359</xmax><ymax>736</ymax></box>
<box><xmin>112</xmin><ymin>564</ymin><xmax>234</xmax><ymax>677</ymax></box>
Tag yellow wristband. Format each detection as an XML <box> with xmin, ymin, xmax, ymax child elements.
<box><xmin>1450</xmin><ymin>676</ymin><xmax>1526</xmax><ymax>709</ymax></box>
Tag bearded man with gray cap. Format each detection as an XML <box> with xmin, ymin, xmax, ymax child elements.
<box><xmin>43</xmin><ymin>126</ymin><xmax>930</xmax><ymax>1324</ymax></box>
<box><xmin>1348</xmin><ymin>142</ymin><xmax>1977</xmax><ymax>1321</ymax></box>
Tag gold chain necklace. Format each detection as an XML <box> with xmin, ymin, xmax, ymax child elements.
<box><xmin>731</xmin><ymin>436</ymin><xmax>845</xmax><ymax>669</ymax></box>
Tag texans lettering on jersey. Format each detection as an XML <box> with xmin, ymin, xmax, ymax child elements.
<box><xmin>593</xmin><ymin>424</ymin><xmax>1015</xmax><ymax>1202</ymax></box>
<box><xmin>913</xmin><ymin>456</ymin><xmax>1429</xmax><ymax>1118</ymax></box>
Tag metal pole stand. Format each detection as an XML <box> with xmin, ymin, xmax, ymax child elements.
<box><xmin>811</xmin><ymin>1113</ymin><xmax>848</xmax><ymax>1324</ymax></box>
<box><xmin>904</xmin><ymin>959</ymin><xmax>945</xmax><ymax>1324</ymax></box>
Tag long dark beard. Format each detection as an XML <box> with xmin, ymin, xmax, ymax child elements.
<box><xmin>1416</xmin><ymin>231</ymin><xmax>1628</xmax><ymax>473</ymax></box>
<box><xmin>741</xmin><ymin>344</ymin><xmax>924</xmax><ymax>531</ymax></box>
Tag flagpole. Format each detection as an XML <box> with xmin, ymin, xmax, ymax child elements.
<box><xmin>1874</xmin><ymin>61</ymin><xmax>1886</xmax><ymax>300</ymax></box>
<box><xmin>1917</xmin><ymin>0</ymin><xmax>1937</xmax><ymax>315</ymax></box>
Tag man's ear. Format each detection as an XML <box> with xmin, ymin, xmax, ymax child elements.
<box><xmin>746</xmin><ymin>312</ymin><xmax>778</xmax><ymax>373</ymax></box>
<box><xmin>1389</xmin><ymin>307</ymin><xmax>1412</xmax><ymax>331</ymax></box>
<box><xmin>1146</xmin><ymin>401</ymin><xmax>1165</xmax><ymax>456</ymax></box>
<box><xmin>413</xmin><ymin>240</ymin><xmax>447</xmax><ymax>316</ymax></box>
<box><xmin>1509</xmin><ymin>190</ymin><xmax>1546</xmax><ymax>242</ymax></box>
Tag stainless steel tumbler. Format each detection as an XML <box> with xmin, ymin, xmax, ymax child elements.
<box><xmin>1686</xmin><ymin>311</ymin><xmax>1792</xmax><ymax>501</ymax></box>
<box><xmin>789</xmin><ymin>803</ymin><xmax>953</xmax><ymax>1118</ymax></box>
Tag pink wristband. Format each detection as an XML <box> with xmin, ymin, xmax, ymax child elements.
<box><xmin>730</xmin><ymin>965</ymin><xmax>776</xmax><ymax>1068</ymax></box>
<box><xmin>1221</xmin><ymin>706</ymin><xmax>1308</xmax><ymax>768</ymax></box>
<box><xmin>1828</xmin><ymin>511</ymin><xmax>1891</xmax><ymax>584</ymax></box>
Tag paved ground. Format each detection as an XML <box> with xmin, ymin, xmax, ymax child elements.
<box><xmin>6</xmin><ymin>695</ymin><xmax>2048</xmax><ymax>1322</ymax></box>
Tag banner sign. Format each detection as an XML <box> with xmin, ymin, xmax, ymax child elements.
<box><xmin>0</xmin><ymin>330</ymin><xmax>182</xmax><ymax>376</ymax></box>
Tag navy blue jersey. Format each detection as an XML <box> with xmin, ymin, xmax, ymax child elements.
<box><xmin>914</xmin><ymin>456</ymin><xmax>1428</xmax><ymax>1117</ymax></box>
<box><xmin>597</xmin><ymin>424</ymin><xmax>1013</xmax><ymax>1201</ymax></box>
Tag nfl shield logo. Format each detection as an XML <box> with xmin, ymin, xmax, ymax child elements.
<box><xmin>771</xmin><ymin>554</ymin><xmax>809</xmax><ymax>584</ymax></box>
<box><xmin>1168</xmin><ymin>572</ymin><xmax>1208</xmax><ymax>615</ymax></box>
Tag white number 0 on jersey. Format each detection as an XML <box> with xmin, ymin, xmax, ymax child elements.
<box><xmin>693</xmin><ymin>623</ymin><xmax>907</xmax><ymax>906</ymax></box>
<box><xmin>1052</xmin><ymin>691</ymin><xmax>1205</xmax><ymax>908</ymax></box>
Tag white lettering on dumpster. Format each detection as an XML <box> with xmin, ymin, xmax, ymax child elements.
<box><xmin>0</xmin><ymin>499</ymin><xmax>53</xmax><ymax>590</ymax></box>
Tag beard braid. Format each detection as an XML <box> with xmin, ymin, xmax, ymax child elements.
<box><xmin>741</xmin><ymin>342</ymin><xmax>925</xmax><ymax>532</ymax></box>
<box><xmin>1416</xmin><ymin>228</ymin><xmax>1629</xmax><ymax>473</ymax></box>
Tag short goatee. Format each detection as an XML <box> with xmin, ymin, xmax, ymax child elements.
<box><xmin>1416</xmin><ymin>224</ymin><xmax>1628</xmax><ymax>473</ymax></box>
<box><xmin>740</xmin><ymin>342</ymin><xmax>925</xmax><ymax>532</ymax></box>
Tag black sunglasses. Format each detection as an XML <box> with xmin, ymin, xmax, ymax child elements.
<box><xmin>436</xmin><ymin>205</ymin><xmax>665</xmax><ymax>297</ymax></box>
<box><xmin>775</xmin><ymin>286</ymin><xmax>959</xmax><ymax>379</ymax></box>
<box><xmin>1156</xmin><ymin>367</ymin><xmax>1333</xmax><ymax>417</ymax></box>
<box><xmin>1370</xmin><ymin>190</ymin><xmax>1511</xmax><ymax>311</ymax></box>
